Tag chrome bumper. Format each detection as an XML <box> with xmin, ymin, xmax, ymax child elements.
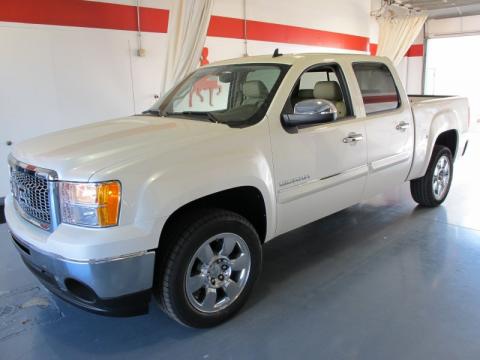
<box><xmin>10</xmin><ymin>231</ymin><xmax>155</xmax><ymax>316</ymax></box>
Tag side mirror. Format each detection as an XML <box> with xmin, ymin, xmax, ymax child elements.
<box><xmin>283</xmin><ymin>99</ymin><xmax>337</xmax><ymax>127</ymax></box>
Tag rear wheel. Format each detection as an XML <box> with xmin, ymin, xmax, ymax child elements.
<box><xmin>155</xmin><ymin>209</ymin><xmax>262</xmax><ymax>328</ymax></box>
<box><xmin>410</xmin><ymin>145</ymin><xmax>453</xmax><ymax>207</ymax></box>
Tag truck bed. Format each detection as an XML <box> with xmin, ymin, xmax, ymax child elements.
<box><xmin>409</xmin><ymin>95</ymin><xmax>454</xmax><ymax>104</ymax></box>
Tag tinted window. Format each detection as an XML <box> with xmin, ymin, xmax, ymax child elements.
<box><xmin>299</xmin><ymin>71</ymin><xmax>338</xmax><ymax>90</ymax></box>
<box><xmin>352</xmin><ymin>63</ymin><xmax>400</xmax><ymax>114</ymax></box>
<box><xmin>246</xmin><ymin>68</ymin><xmax>281</xmax><ymax>91</ymax></box>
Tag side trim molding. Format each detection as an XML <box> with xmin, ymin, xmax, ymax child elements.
<box><xmin>278</xmin><ymin>165</ymin><xmax>368</xmax><ymax>204</ymax></box>
<box><xmin>369</xmin><ymin>151</ymin><xmax>411</xmax><ymax>172</ymax></box>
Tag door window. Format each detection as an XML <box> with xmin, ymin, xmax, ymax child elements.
<box><xmin>299</xmin><ymin>71</ymin><xmax>338</xmax><ymax>90</ymax></box>
<box><xmin>352</xmin><ymin>63</ymin><xmax>400</xmax><ymax>114</ymax></box>
<box><xmin>286</xmin><ymin>65</ymin><xmax>351</xmax><ymax>119</ymax></box>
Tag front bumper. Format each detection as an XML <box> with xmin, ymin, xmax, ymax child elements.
<box><xmin>10</xmin><ymin>231</ymin><xmax>155</xmax><ymax>316</ymax></box>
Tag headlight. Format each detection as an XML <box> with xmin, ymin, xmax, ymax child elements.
<box><xmin>59</xmin><ymin>181</ymin><xmax>121</xmax><ymax>227</ymax></box>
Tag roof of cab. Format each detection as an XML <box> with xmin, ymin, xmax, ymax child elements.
<box><xmin>206</xmin><ymin>53</ymin><xmax>388</xmax><ymax>67</ymax></box>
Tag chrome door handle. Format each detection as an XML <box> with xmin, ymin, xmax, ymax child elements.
<box><xmin>396</xmin><ymin>121</ymin><xmax>410</xmax><ymax>131</ymax></box>
<box><xmin>343</xmin><ymin>133</ymin><xmax>363</xmax><ymax>143</ymax></box>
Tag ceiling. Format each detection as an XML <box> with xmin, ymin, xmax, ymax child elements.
<box><xmin>398</xmin><ymin>0</ymin><xmax>480</xmax><ymax>11</ymax></box>
<box><xmin>395</xmin><ymin>0</ymin><xmax>480</xmax><ymax>18</ymax></box>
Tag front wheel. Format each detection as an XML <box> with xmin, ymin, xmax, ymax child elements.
<box><xmin>410</xmin><ymin>145</ymin><xmax>453</xmax><ymax>207</ymax></box>
<box><xmin>155</xmin><ymin>209</ymin><xmax>262</xmax><ymax>328</ymax></box>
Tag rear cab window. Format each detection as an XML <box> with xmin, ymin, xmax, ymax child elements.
<box><xmin>352</xmin><ymin>63</ymin><xmax>400</xmax><ymax>115</ymax></box>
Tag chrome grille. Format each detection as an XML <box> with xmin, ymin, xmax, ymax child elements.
<box><xmin>9</xmin><ymin>159</ymin><xmax>54</xmax><ymax>230</ymax></box>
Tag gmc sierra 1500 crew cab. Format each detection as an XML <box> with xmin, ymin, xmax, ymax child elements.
<box><xmin>5</xmin><ymin>53</ymin><xmax>469</xmax><ymax>328</ymax></box>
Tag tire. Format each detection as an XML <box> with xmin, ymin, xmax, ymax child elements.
<box><xmin>410</xmin><ymin>145</ymin><xmax>453</xmax><ymax>207</ymax></box>
<box><xmin>155</xmin><ymin>209</ymin><xmax>262</xmax><ymax>328</ymax></box>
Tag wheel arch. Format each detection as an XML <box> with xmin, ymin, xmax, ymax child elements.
<box><xmin>158</xmin><ymin>186</ymin><xmax>268</xmax><ymax>250</ymax></box>
<box><xmin>434</xmin><ymin>129</ymin><xmax>458</xmax><ymax>158</ymax></box>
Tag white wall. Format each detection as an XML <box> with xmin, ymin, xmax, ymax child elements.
<box><xmin>206</xmin><ymin>0</ymin><xmax>371</xmax><ymax>61</ymax></box>
<box><xmin>0</xmin><ymin>0</ymin><xmax>372</xmax><ymax>197</ymax></box>
<box><xmin>0</xmin><ymin>24</ymin><xmax>168</xmax><ymax>197</ymax></box>
<box><xmin>215</xmin><ymin>0</ymin><xmax>371</xmax><ymax>37</ymax></box>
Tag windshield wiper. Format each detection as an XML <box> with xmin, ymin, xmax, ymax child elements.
<box><xmin>205</xmin><ymin>112</ymin><xmax>222</xmax><ymax>124</ymax></box>
<box><xmin>165</xmin><ymin>111</ymin><xmax>225</xmax><ymax>124</ymax></box>
<box><xmin>142</xmin><ymin>109</ymin><xmax>161</xmax><ymax>116</ymax></box>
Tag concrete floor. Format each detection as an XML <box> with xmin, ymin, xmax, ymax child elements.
<box><xmin>1</xmin><ymin>133</ymin><xmax>480</xmax><ymax>360</ymax></box>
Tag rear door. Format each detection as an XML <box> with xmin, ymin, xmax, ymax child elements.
<box><xmin>351</xmin><ymin>62</ymin><xmax>414</xmax><ymax>198</ymax></box>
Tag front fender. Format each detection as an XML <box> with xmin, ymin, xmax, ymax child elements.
<box><xmin>138</xmin><ymin>153</ymin><xmax>277</xmax><ymax>244</ymax></box>
<box><xmin>90</xmin><ymin>119</ymin><xmax>277</xmax><ymax>251</ymax></box>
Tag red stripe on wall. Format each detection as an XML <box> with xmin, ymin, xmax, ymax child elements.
<box><xmin>207</xmin><ymin>16</ymin><xmax>245</xmax><ymax>41</ymax></box>
<box><xmin>208</xmin><ymin>16</ymin><xmax>370</xmax><ymax>52</ymax></box>
<box><xmin>0</xmin><ymin>0</ymin><xmax>424</xmax><ymax>56</ymax></box>
<box><xmin>370</xmin><ymin>43</ymin><xmax>424</xmax><ymax>57</ymax></box>
<box><xmin>0</xmin><ymin>0</ymin><xmax>168</xmax><ymax>33</ymax></box>
<box><xmin>406</xmin><ymin>44</ymin><xmax>424</xmax><ymax>57</ymax></box>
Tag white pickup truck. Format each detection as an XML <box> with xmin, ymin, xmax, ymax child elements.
<box><xmin>5</xmin><ymin>53</ymin><xmax>469</xmax><ymax>328</ymax></box>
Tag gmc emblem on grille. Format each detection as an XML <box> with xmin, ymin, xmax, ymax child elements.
<box><xmin>17</xmin><ymin>185</ymin><xmax>28</xmax><ymax>204</ymax></box>
<box><xmin>11</xmin><ymin>180</ymin><xmax>27</xmax><ymax>204</ymax></box>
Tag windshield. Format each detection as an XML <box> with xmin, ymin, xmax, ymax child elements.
<box><xmin>148</xmin><ymin>63</ymin><xmax>290</xmax><ymax>127</ymax></box>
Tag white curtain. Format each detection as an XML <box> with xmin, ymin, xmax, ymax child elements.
<box><xmin>162</xmin><ymin>0</ymin><xmax>214</xmax><ymax>93</ymax></box>
<box><xmin>376</xmin><ymin>15</ymin><xmax>427</xmax><ymax>66</ymax></box>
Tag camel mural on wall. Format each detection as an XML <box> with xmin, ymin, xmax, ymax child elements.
<box><xmin>188</xmin><ymin>47</ymin><xmax>222</xmax><ymax>107</ymax></box>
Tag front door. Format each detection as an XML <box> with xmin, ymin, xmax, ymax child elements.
<box><xmin>268</xmin><ymin>63</ymin><xmax>368</xmax><ymax>235</ymax></box>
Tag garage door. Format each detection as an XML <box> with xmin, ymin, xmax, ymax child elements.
<box><xmin>425</xmin><ymin>35</ymin><xmax>480</xmax><ymax>128</ymax></box>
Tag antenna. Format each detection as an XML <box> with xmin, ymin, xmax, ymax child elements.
<box><xmin>273</xmin><ymin>48</ymin><xmax>282</xmax><ymax>58</ymax></box>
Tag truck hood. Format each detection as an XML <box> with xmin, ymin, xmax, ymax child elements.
<box><xmin>11</xmin><ymin>116</ymin><xmax>232</xmax><ymax>181</ymax></box>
